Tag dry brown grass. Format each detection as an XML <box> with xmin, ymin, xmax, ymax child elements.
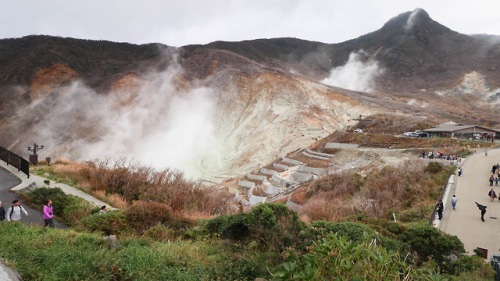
<box><xmin>107</xmin><ymin>193</ymin><xmax>129</xmax><ymax>209</ymax></box>
<box><xmin>46</xmin><ymin>158</ymin><xmax>238</xmax><ymax>216</ymax></box>
<box><xmin>252</xmin><ymin>187</ymin><xmax>266</xmax><ymax>197</ymax></box>
<box><xmin>92</xmin><ymin>190</ymin><xmax>107</xmax><ymax>202</ymax></box>
<box><xmin>289</xmin><ymin>187</ymin><xmax>307</xmax><ymax>204</ymax></box>
<box><xmin>298</xmin><ymin>160</ymin><xmax>446</xmax><ymax>222</ymax></box>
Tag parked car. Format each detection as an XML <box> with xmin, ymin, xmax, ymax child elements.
<box><xmin>404</xmin><ymin>132</ymin><xmax>418</xmax><ymax>137</ymax></box>
<box><xmin>354</xmin><ymin>128</ymin><xmax>363</xmax><ymax>133</ymax></box>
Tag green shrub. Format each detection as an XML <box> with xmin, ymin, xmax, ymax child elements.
<box><xmin>206</xmin><ymin>214</ymin><xmax>229</xmax><ymax>234</ymax></box>
<box><xmin>425</xmin><ymin>162</ymin><xmax>444</xmax><ymax>173</ymax></box>
<box><xmin>305</xmin><ymin>220</ymin><xmax>408</xmax><ymax>254</ymax></box>
<box><xmin>399</xmin><ymin>225</ymin><xmax>464</xmax><ymax>272</ymax></box>
<box><xmin>273</xmin><ymin>233</ymin><xmax>434</xmax><ymax>281</ymax></box>
<box><xmin>124</xmin><ymin>201</ymin><xmax>173</xmax><ymax>233</ymax></box>
<box><xmin>205</xmin><ymin>203</ymin><xmax>306</xmax><ymax>253</ymax></box>
<box><xmin>76</xmin><ymin>210</ymin><xmax>129</xmax><ymax>235</ymax></box>
<box><xmin>62</xmin><ymin>200</ymin><xmax>95</xmax><ymax>225</ymax></box>
<box><xmin>24</xmin><ymin>187</ymin><xmax>94</xmax><ymax>225</ymax></box>
<box><xmin>451</xmin><ymin>255</ymin><xmax>495</xmax><ymax>277</ymax></box>
<box><xmin>27</xmin><ymin>187</ymin><xmax>71</xmax><ymax>217</ymax></box>
<box><xmin>144</xmin><ymin>224</ymin><xmax>172</xmax><ymax>241</ymax></box>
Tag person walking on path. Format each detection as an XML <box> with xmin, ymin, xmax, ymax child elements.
<box><xmin>436</xmin><ymin>200</ymin><xmax>444</xmax><ymax>220</ymax></box>
<box><xmin>488</xmin><ymin>189</ymin><xmax>497</xmax><ymax>202</ymax></box>
<box><xmin>6</xmin><ymin>200</ymin><xmax>28</xmax><ymax>222</ymax></box>
<box><xmin>458</xmin><ymin>167</ymin><xmax>463</xmax><ymax>176</ymax></box>
<box><xmin>43</xmin><ymin>199</ymin><xmax>55</xmax><ymax>228</ymax></box>
<box><xmin>490</xmin><ymin>175</ymin><xmax>495</xmax><ymax>186</ymax></box>
<box><xmin>451</xmin><ymin>195</ymin><xmax>458</xmax><ymax>210</ymax></box>
<box><xmin>0</xmin><ymin>201</ymin><xmax>5</xmax><ymax>220</ymax></box>
<box><xmin>475</xmin><ymin>202</ymin><xmax>487</xmax><ymax>222</ymax></box>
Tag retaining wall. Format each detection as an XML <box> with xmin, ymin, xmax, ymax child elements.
<box><xmin>282</xmin><ymin>157</ymin><xmax>302</xmax><ymax>166</ymax></box>
<box><xmin>286</xmin><ymin>197</ymin><xmax>302</xmax><ymax>211</ymax></box>
<box><xmin>264</xmin><ymin>184</ymin><xmax>280</xmax><ymax>195</ymax></box>
<box><xmin>302</xmin><ymin>151</ymin><xmax>330</xmax><ymax>160</ymax></box>
<box><xmin>292</xmin><ymin>171</ymin><xmax>314</xmax><ymax>183</ymax></box>
<box><xmin>248</xmin><ymin>187</ymin><xmax>267</xmax><ymax>205</ymax></box>
<box><xmin>305</xmin><ymin>149</ymin><xmax>335</xmax><ymax>158</ymax></box>
<box><xmin>260</xmin><ymin>168</ymin><xmax>277</xmax><ymax>176</ymax></box>
<box><xmin>273</xmin><ymin>163</ymin><xmax>289</xmax><ymax>171</ymax></box>
<box><xmin>238</xmin><ymin>180</ymin><xmax>255</xmax><ymax>189</ymax></box>
<box><xmin>246</xmin><ymin>174</ymin><xmax>266</xmax><ymax>182</ymax></box>
<box><xmin>298</xmin><ymin>165</ymin><xmax>327</xmax><ymax>176</ymax></box>
<box><xmin>325</xmin><ymin>143</ymin><xmax>360</xmax><ymax>149</ymax></box>
<box><xmin>270</xmin><ymin>174</ymin><xmax>296</xmax><ymax>187</ymax></box>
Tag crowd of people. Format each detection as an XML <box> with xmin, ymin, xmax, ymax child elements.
<box><xmin>435</xmin><ymin>150</ymin><xmax>498</xmax><ymax>223</ymax></box>
<box><xmin>422</xmin><ymin>151</ymin><xmax>461</xmax><ymax>161</ymax></box>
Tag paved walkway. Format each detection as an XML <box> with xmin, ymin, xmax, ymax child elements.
<box><xmin>0</xmin><ymin>161</ymin><xmax>115</xmax><ymax>210</ymax></box>
<box><xmin>440</xmin><ymin>148</ymin><xmax>500</xmax><ymax>260</ymax></box>
<box><xmin>0</xmin><ymin>160</ymin><xmax>117</xmax><ymax>281</ymax></box>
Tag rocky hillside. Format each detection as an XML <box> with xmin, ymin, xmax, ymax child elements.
<box><xmin>0</xmin><ymin>9</ymin><xmax>499</xmax><ymax>183</ymax></box>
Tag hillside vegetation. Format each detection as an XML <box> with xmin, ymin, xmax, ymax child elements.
<box><xmin>0</xmin><ymin>159</ymin><xmax>489</xmax><ymax>280</ymax></box>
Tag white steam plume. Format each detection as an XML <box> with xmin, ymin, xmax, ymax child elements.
<box><xmin>404</xmin><ymin>8</ymin><xmax>423</xmax><ymax>31</ymax></box>
<box><xmin>30</xmin><ymin>63</ymin><xmax>223</xmax><ymax>180</ymax></box>
<box><xmin>322</xmin><ymin>51</ymin><xmax>384</xmax><ymax>93</ymax></box>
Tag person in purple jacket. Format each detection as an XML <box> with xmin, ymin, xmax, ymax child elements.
<box><xmin>43</xmin><ymin>199</ymin><xmax>55</xmax><ymax>228</ymax></box>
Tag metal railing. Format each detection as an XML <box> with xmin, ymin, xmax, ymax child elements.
<box><xmin>429</xmin><ymin>162</ymin><xmax>457</xmax><ymax>226</ymax></box>
<box><xmin>0</xmin><ymin>146</ymin><xmax>30</xmax><ymax>178</ymax></box>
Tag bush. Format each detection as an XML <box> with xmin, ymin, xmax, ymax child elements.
<box><xmin>62</xmin><ymin>200</ymin><xmax>95</xmax><ymax>225</ymax></box>
<box><xmin>205</xmin><ymin>203</ymin><xmax>306</xmax><ymax>253</ymax></box>
<box><xmin>144</xmin><ymin>224</ymin><xmax>172</xmax><ymax>241</ymax></box>
<box><xmin>76</xmin><ymin>211</ymin><xmax>129</xmax><ymax>235</ymax></box>
<box><xmin>451</xmin><ymin>255</ymin><xmax>495</xmax><ymax>277</ymax></box>
<box><xmin>304</xmin><ymin>221</ymin><xmax>408</xmax><ymax>254</ymax></box>
<box><xmin>27</xmin><ymin>187</ymin><xmax>71</xmax><ymax>217</ymax></box>
<box><xmin>124</xmin><ymin>201</ymin><xmax>173</xmax><ymax>233</ymax></box>
<box><xmin>273</xmin><ymin>233</ymin><xmax>432</xmax><ymax>281</ymax></box>
<box><xmin>425</xmin><ymin>162</ymin><xmax>444</xmax><ymax>173</ymax></box>
<box><xmin>399</xmin><ymin>225</ymin><xmax>464</xmax><ymax>272</ymax></box>
<box><xmin>348</xmin><ymin>215</ymin><xmax>408</xmax><ymax>238</ymax></box>
<box><xmin>25</xmin><ymin>187</ymin><xmax>94</xmax><ymax>225</ymax></box>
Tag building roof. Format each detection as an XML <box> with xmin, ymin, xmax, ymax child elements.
<box><xmin>423</xmin><ymin>122</ymin><xmax>500</xmax><ymax>133</ymax></box>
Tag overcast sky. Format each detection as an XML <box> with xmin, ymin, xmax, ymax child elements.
<box><xmin>3</xmin><ymin>0</ymin><xmax>499</xmax><ymax>47</ymax></box>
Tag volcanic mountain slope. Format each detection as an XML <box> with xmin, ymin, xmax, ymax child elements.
<box><xmin>185</xmin><ymin>9</ymin><xmax>500</xmax><ymax>94</ymax></box>
<box><xmin>0</xmin><ymin>9</ymin><xmax>499</xmax><ymax>182</ymax></box>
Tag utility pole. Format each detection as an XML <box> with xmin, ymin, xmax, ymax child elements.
<box><xmin>27</xmin><ymin>143</ymin><xmax>44</xmax><ymax>165</ymax></box>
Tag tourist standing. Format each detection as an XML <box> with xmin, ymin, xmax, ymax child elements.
<box><xmin>436</xmin><ymin>200</ymin><xmax>444</xmax><ymax>220</ymax></box>
<box><xmin>451</xmin><ymin>195</ymin><xmax>458</xmax><ymax>210</ymax></box>
<box><xmin>6</xmin><ymin>200</ymin><xmax>28</xmax><ymax>222</ymax></box>
<box><xmin>488</xmin><ymin>189</ymin><xmax>497</xmax><ymax>202</ymax></box>
<box><xmin>43</xmin><ymin>199</ymin><xmax>55</xmax><ymax>228</ymax></box>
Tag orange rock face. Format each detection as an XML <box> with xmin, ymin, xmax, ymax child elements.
<box><xmin>30</xmin><ymin>64</ymin><xmax>78</xmax><ymax>99</ymax></box>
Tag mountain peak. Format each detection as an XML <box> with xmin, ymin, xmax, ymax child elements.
<box><xmin>381</xmin><ymin>8</ymin><xmax>436</xmax><ymax>32</ymax></box>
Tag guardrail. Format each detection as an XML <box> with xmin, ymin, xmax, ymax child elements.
<box><xmin>0</xmin><ymin>146</ymin><xmax>30</xmax><ymax>178</ymax></box>
<box><xmin>429</xmin><ymin>162</ymin><xmax>456</xmax><ymax>226</ymax></box>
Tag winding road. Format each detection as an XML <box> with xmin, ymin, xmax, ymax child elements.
<box><xmin>0</xmin><ymin>167</ymin><xmax>67</xmax><ymax>228</ymax></box>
